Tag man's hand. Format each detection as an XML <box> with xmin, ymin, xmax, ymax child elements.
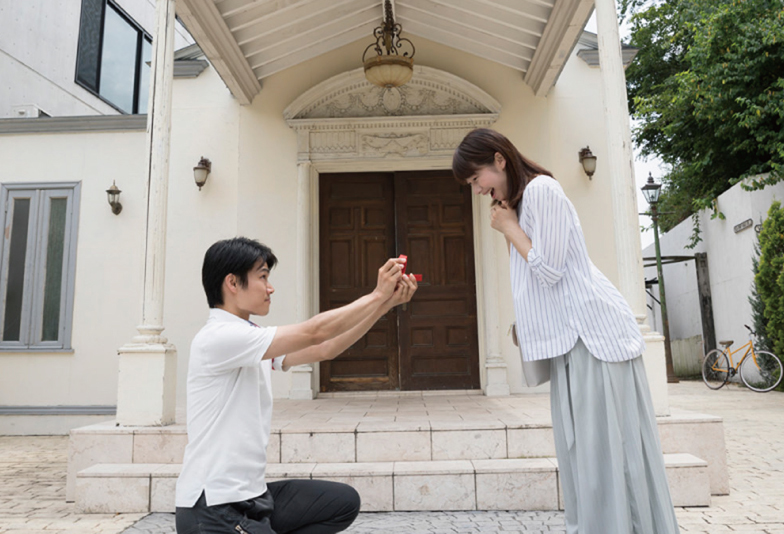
<box><xmin>490</xmin><ymin>201</ymin><xmax>518</xmax><ymax>236</ymax></box>
<box><xmin>374</xmin><ymin>258</ymin><xmax>405</xmax><ymax>299</ymax></box>
<box><xmin>387</xmin><ymin>273</ymin><xmax>418</xmax><ymax>309</ymax></box>
<box><xmin>282</xmin><ymin>266</ymin><xmax>416</xmax><ymax>369</ymax></box>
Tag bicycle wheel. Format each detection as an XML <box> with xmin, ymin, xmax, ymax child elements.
<box><xmin>702</xmin><ymin>349</ymin><xmax>730</xmax><ymax>389</ymax></box>
<box><xmin>739</xmin><ymin>350</ymin><xmax>783</xmax><ymax>392</ymax></box>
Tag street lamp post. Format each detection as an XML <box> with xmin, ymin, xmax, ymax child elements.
<box><xmin>641</xmin><ymin>173</ymin><xmax>679</xmax><ymax>384</ymax></box>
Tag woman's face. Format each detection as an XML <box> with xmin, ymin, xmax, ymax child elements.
<box><xmin>466</xmin><ymin>153</ymin><xmax>508</xmax><ymax>202</ymax></box>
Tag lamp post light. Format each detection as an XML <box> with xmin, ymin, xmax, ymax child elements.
<box><xmin>641</xmin><ymin>173</ymin><xmax>679</xmax><ymax>383</ymax></box>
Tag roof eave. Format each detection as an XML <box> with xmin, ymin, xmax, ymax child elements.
<box><xmin>176</xmin><ymin>0</ymin><xmax>261</xmax><ymax>105</ymax></box>
<box><xmin>524</xmin><ymin>0</ymin><xmax>595</xmax><ymax>98</ymax></box>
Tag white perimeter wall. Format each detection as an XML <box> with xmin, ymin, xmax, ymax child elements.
<box><xmin>0</xmin><ymin>33</ymin><xmax>637</xmax><ymax>423</ymax></box>
<box><xmin>643</xmin><ymin>177</ymin><xmax>784</xmax><ymax>367</ymax></box>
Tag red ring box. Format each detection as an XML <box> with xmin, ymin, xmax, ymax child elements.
<box><xmin>399</xmin><ymin>255</ymin><xmax>421</xmax><ymax>281</ymax></box>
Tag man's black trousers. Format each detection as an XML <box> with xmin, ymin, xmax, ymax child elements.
<box><xmin>175</xmin><ymin>479</ymin><xmax>361</xmax><ymax>534</ymax></box>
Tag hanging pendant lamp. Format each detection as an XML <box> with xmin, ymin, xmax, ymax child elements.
<box><xmin>362</xmin><ymin>0</ymin><xmax>416</xmax><ymax>88</ymax></box>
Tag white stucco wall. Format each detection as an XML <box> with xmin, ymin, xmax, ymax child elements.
<box><xmin>0</xmin><ymin>128</ymin><xmax>147</xmax><ymax>406</ymax></box>
<box><xmin>0</xmin><ymin>32</ymin><xmax>639</xmax><ymax>426</ymax></box>
<box><xmin>0</xmin><ymin>0</ymin><xmax>192</xmax><ymax>118</ymax></box>
<box><xmin>643</xmin><ymin>177</ymin><xmax>784</xmax><ymax>370</ymax></box>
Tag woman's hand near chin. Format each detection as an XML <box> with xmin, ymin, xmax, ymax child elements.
<box><xmin>490</xmin><ymin>201</ymin><xmax>518</xmax><ymax>236</ymax></box>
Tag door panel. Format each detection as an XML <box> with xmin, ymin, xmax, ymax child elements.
<box><xmin>319</xmin><ymin>170</ymin><xmax>479</xmax><ymax>392</ymax></box>
<box><xmin>395</xmin><ymin>171</ymin><xmax>480</xmax><ymax>390</ymax></box>
<box><xmin>319</xmin><ymin>174</ymin><xmax>398</xmax><ymax>391</ymax></box>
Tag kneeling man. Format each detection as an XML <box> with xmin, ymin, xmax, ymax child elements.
<box><xmin>175</xmin><ymin>237</ymin><xmax>417</xmax><ymax>534</ymax></box>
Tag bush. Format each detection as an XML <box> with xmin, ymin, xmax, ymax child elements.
<box><xmin>755</xmin><ymin>201</ymin><xmax>784</xmax><ymax>367</ymax></box>
<box><xmin>749</xmin><ymin>239</ymin><xmax>773</xmax><ymax>354</ymax></box>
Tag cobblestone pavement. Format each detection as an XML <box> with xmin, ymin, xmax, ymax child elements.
<box><xmin>0</xmin><ymin>436</ymin><xmax>144</xmax><ymax>534</ymax></box>
<box><xmin>1</xmin><ymin>380</ymin><xmax>782</xmax><ymax>533</ymax></box>
<box><xmin>122</xmin><ymin>510</ymin><xmax>567</xmax><ymax>533</ymax></box>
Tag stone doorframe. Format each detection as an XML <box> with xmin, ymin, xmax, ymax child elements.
<box><xmin>283</xmin><ymin>65</ymin><xmax>511</xmax><ymax>399</ymax></box>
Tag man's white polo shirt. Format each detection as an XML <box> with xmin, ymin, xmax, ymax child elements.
<box><xmin>175</xmin><ymin>308</ymin><xmax>285</xmax><ymax>507</ymax></box>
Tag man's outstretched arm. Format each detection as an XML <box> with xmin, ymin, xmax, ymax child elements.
<box><xmin>264</xmin><ymin>258</ymin><xmax>404</xmax><ymax>360</ymax></box>
<box><xmin>281</xmin><ymin>273</ymin><xmax>417</xmax><ymax>370</ymax></box>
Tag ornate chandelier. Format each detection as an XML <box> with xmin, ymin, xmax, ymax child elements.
<box><xmin>362</xmin><ymin>0</ymin><xmax>416</xmax><ymax>88</ymax></box>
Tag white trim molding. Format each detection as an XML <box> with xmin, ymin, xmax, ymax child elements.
<box><xmin>284</xmin><ymin>66</ymin><xmax>508</xmax><ymax>397</ymax></box>
<box><xmin>0</xmin><ymin>115</ymin><xmax>146</xmax><ymax>135</ymax></box>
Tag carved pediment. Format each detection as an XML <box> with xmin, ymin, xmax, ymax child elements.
<box><xmin>284</xmin><ymin>66</ymin><xmax>500</xmax><ymax>120</ymax></box>
<box><xmin>284</xmin><ymin>66</ymin><xmax>500</xmax><ymax>162</ymax></box>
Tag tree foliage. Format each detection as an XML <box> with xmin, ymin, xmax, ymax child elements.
<box><xmin>749</xmin><ymin>240</ymin><xmax>773</xmax><ymax>354</ymax></box>
<box><xmin>626</xmin><ymin>0</ymin><xmax>784</xmax><ymax>238</ymax></box>
<box><xmin>755</xmin><ymin>201</ymin><xmax>784</xmax><ymax>360</ymax></box>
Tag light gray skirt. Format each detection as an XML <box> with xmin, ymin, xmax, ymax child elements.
<box><xmin>550</xmin><ymin>338</ymin><xmax>680</xmax><ymax>534</ymax></box>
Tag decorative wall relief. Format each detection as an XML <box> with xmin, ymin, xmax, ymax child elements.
<box><xmin>310</xmin><ymin>83</ymin><xmax>487</xmax><ymax>118</ymax></box>
<box><xmin>431</xmin><ymin>128</ymin><xmax>478</xmax><ymax>150</ymax></box>
<box><xmin>361</xmin><ymin>133</ymin><xmax>428</xmax><ymax>157</ymax></box>
<box><xmin>310</xmin><ymin>131</ymin><xmax>356</xmax><ymax>153</ymax></box>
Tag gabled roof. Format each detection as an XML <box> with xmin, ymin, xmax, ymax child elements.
<box><xmin>176</xmin><ymin>0</ymin><xmax>595</xmax><ymax>104</ymax></box>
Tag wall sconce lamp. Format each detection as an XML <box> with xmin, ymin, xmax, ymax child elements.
<box><xmin>106</xmin><ymin>181</ymin><xmax>122</xmax><ymax>215</ymax></box>
<box><xmin>579</xmin><ymin>146</ymin><xmax>597</xmax><ymax>179</ymax></box>
<box><xmin>193</xmin><ymin>157</ymin><xmax>211</xmax><ymax>190</ymax></box>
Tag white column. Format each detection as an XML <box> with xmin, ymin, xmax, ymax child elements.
<box><xmin>479</xmin><ymin>201</ymin><xmax>510</xmax><ymax>397</ymax></box>
<box><xmin>289</xmin><ymin>161</ymin><xmax>316</xmax><ymax>399</ymax></box>
<box><xmin>595</xmin><ymin>0</ymin><xmax>668</xmax><ymax>414</ymax></box>
<box><xmin>116</xmin><ymin>0</ymin><xmax>177</xmax><ymax>426</ymax></box>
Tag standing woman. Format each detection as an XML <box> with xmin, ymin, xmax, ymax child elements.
<box><xmin>453</xmin><ymin>128</ymin><xmax>679</xmax><ymax>534</ymax></box>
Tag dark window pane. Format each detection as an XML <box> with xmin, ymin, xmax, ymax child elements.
<box><xmin>41</xmin><ymin>198</ymin><xmax>67</xmax><ymax>342</ymax></box>
<box><xmin>100</xmin><ymin>5</ymin><xmax>138</xmax><ymax>113</ymax></box>
<box><xmin>3</xmin><ymin>199</ymin><xmax>31</xmax><ymax>342</ymax></box>
<box><xmin>137</xmin><ymin>38</ymin><xmax>152</xmax><ymax>114</ymax></box>
<box><xmin>75</xmin><ymin>0</ymin><xmax>104</xmax><ymax>91</ymax></box>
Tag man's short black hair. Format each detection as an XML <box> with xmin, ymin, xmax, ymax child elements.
<box><xmin>202</xmin><ymin>237</ymin><xmax>278</xmax><ymax>308</ymax></box>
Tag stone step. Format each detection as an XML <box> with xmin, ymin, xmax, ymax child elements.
<box><xmin>67</xmin><ymin>412</ymin><xmax>728</xmax><ymax>502</ymax></box>
<box><xmin>75</xmin><ymin>453</ymin><xmax>710</xmax><ymax>514</ymax></box>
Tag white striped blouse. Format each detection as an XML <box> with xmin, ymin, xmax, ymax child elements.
<box><xmin>510</xmin><ymin>175</ymin><xmax>645</xmax><ymax>362</ymax></box>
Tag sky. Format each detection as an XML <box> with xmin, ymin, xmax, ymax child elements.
<box><xmin>584</xmin><ymin>12</ymin><xmax>665</xmax><ymax>250</ymax></box>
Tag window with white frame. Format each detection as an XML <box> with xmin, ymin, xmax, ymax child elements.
<box><xmin>75</xmin><ymin>0</ymin><xmax>152</xmax><ymax>114</ymax></box>
<box><xmin>0</xmin><ymin>184</ymin><xmax>81</xmax><ymax>351</ymax></box>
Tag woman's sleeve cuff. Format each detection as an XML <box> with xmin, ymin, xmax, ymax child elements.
<box><xmin>527</xmin><ymin>247</ymin><xmax>565</xmax><ymax>287</ymax></box>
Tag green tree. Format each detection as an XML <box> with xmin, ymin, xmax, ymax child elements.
<box><xmin>755</xmin><ymin>201</ymin><xmax>784</xmax><ymax>360</ymax></box>
<box><xmin>626</xmin><ymin>0</ymin><xmax>784</xmax><ymax>239</ymax></box>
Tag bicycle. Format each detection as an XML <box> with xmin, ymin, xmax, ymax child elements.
<box><xmin>702</xmin><ymin>325</ymin><xmax>783</xmax><ymax>392</ymax></box>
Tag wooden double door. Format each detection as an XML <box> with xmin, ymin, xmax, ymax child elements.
<box><xmin>319</xmin><ymin>170</ymin><xmax>480</xmax><ymax>392</ymax></box>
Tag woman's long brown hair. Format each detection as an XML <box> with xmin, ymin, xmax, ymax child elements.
<box><xmin>452</xmin><ymin>128</ymin><xmax>553</xmax><ymax>210</ymax></box>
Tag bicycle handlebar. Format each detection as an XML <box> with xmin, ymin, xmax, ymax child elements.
<box><xmin>745</xmin><ymin>324</ymin><xmax>756</xmax><ymax>336</ymax></box>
